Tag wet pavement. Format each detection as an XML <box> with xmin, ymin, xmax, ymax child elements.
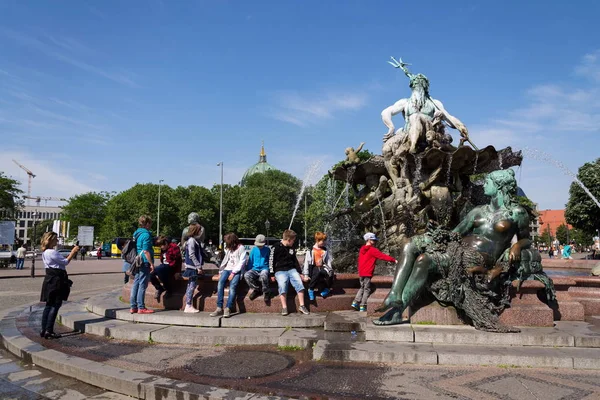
<box><xmin>15</xmin><ymin>308</ymin><xmax>600</xmax><ymax>400</ymax></box>
<box><xmin>0</xmin><ymin>348</ymin><xmax>129</xmax><ymax>400</ymax></box>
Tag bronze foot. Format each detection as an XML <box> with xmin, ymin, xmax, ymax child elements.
<box><xmin>373</xmin><ymin>307</ymin><xmax>404</xmax><ymax>326</ymax></box>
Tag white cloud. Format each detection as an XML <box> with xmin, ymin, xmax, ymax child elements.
<box><xmin>0</xmin><ymin>150</ymin><xmax>95</xmax><ymax>200</ymax></box>
<box><xmin>575</xmin><ymin>50</ymin><xmax>600</xmax><ymax>82</ymax></box>
<box><xmin>473</xmin><ymin>50</ymin><xmax>600</xmax><ymax>209</ymax></box>
<box><xmin>270</xmin><ymin>90</ymin><xmax>368</xmax><ymax>126</ymax></box>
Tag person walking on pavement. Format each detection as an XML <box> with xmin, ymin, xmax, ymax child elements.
<box><xmin>16</xmin><ymin>244</ymin><xmax>26</xmax><ymax>270</ymax></box>
<box><xmin>80</xmin><ymin>247</ymin><xmax>85</xmax><ymax>261</ymax></box>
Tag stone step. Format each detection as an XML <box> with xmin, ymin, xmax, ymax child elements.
<box><xmin>313</xmin><ymin>339</ymin><xmax>600</xmax><ymax>369</ymax></box>
<box><xmin>195</xmin><ymin>292</ymin><xmax>360</xmax><ymax>314</ymax></box>
<box><xmin>86</xmin><ymin>291</ymin><xmax>325</xmax><ymax>328</ymax></box>
<box><xmin>324</xmin><ymin>311</ymin><xmax>368</xmax><ymax>332</ymax></box>
<box><xmin>313</xmin><ymin>340</ymin><xmax>438</xmax><ymax>364</ymax></box>
<box><xmin>366</xmin><ymin>324</ymin><xmax>574</xmax><ymax>346</ymax></box>
<box><xmin>57</xmin><ymin>302</ymin><xmax>317</xmax><ymax>347</ymax></box>
<box><xmin>499</xmin><ymin>304</ymin><xmax>554</xmax><ymax>327</ymax></box>
<box><xmin>570</xmin><ymin>297</ymin><xmax>600</xmax><ymax>315</ymax></box>
<box><xmin>151</xmin><ymin>325</ymin><xmax>287</xmax><ymax>346</ymax></box>
<box><xmin>568</xmin><ymin>286</ymin><xmax>600</xmax><ymax>298</ymax></box>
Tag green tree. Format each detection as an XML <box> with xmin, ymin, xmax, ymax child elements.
<box><xmin>0</xmin><ymin>172</ymin><xmax>23</xmax><ymax>218</ymax></box>
<box><xmin>101</xmin><ymin>183</ymin><xmax>179</xmax><ymax>241</ymax></box>
<box><xmin>570</xmin><ymin>228</ymin><xmax>593</xmax><ymax>247</ymax></box>
<box><xmin>61</xmin><ymin>192</ymin><xmax>112</xmax><ymax>238</ymax></box>
<box><xmin>539</xmin><ymin>224</ymin><xmax>552</xmax><ymax>246</ymax></box>
<box><xmin>28</xmin><ymin>219</ymin><xmax>54</xmax><ymax>246</ymax></box>
<box><xmin>556</xmin><ymin>224</ymin><xmax>568</xmax><ymax>244</ymax></box>
<box><xmin>173</xmin><ymin>185</ymin><xmax>218</xmax><ymax>242</ymax></box>
<box><xmin>222</xmin><ymin>170</ymin><xmax>302</xmax><ymax>239</ymax></box>
<box><xmin>565</xmin><ymin>158</ymin><xmax>600</xmax><ymax>237</ymax></box>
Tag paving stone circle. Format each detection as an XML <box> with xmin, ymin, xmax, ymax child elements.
<box><xmin>186</xmin><ymin>351</ymin><xmax>294</xmax><ymax>378</ymax></box>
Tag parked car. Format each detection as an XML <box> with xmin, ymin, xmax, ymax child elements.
<box><xmin>87</xmin><ymin>250</ymin><xmax>99</xmax><ymax>257</ymax></box>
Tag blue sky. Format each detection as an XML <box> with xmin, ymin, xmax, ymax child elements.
<box><xmin>1</xmin><ymin>0</ymin><xmax>599</xmax><ymax>210</ymax></box>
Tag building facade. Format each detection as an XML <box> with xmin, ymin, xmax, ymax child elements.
<box><xmin>0</xmin><ymin>205</ymin><xmax>63</xmax><ymax>246</ymax></box>
<box><xmin>240</xmin><ymin>143</ymin><xmax>278</xmax><ymax>185</ymax></box>
<box><xmin>538</xmin><ymin>209</ymin><xmax>571</xmax><ymax>238</ymax></box>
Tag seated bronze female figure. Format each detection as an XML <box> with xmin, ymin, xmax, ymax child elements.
<box><xmin>374</xmin><ymin>169</ymin><xmax>532</xmax><ymax>326</ymax></box>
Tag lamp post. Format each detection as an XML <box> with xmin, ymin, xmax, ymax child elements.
<box><xmin>31</xmin><ymin>210</ymin><xmax>39</xmax><ymax>278</ymax></box>
<box><xmin>217</xmin><ymin>162</ymin><xmax>224</xmax><ymax>248</ymax></box>
<box><xmin>157</xmin><ymin>179</ymin><xmax>164</xmax><ymax>236</ymax></box>
<box><xmin>265</xmin><ymin>219</ymin><xmax>270</xmax><ymax>246</ymax></box>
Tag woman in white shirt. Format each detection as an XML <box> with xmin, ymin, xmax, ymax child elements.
<box><xmin>39</xmin><ymin>232</ymin><xmax>79</xmax><ymax>339</ymax></box>
<box><xmin>210</xmin><ymin>233</ymin><xmax>247</xmax><ymax>318</ymax></box>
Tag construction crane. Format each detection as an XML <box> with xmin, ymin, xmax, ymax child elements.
<box><xmin>12</xmin><ymin>159</ymin><xmax>36</xmax><ymax>205</ymax></box>
<box><xmin>24</xmin><ymin>196</ymin><xmax>68</xmax><ymax>207</ymax></box>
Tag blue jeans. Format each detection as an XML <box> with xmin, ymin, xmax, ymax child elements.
<box><xmin>41</xmin><ymin>299</ymin><xmax>63</xmax><ymax>333</ymax></box>
<box><xmin>130</xmin><ymin>264</ymin><xmax>151</xmax><ymax>309</ymax></box>
<box><xmin>275</xmin><ymin>269</ymin><xmax>305</xmax><ymax>296</ymax></box>
<box><xmin>16</xmin><ymin>258</ymin><xmax>24</xmax><ymax>269</ymax></box>
<box><xmin>151</xmin><ymin>264</ymin><xmax>171</xmax><ymax>292</ymax></box>
<box><xmin>217</xmin><ymin>270</ymin><xmax>241</xmax><ymax>309</ymax></box>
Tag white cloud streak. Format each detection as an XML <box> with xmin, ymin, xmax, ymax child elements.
<box><xmin>271</xmin><ymin>90</ymin><xmax>368</xmax><ymax>126</ymax></box>
<box><xmin>0</xmin><ymin>151</ymin><xmax>96</xmax><ymax>199</ymax></box>
<box><xmin>1</xmin><ymin>28</ymin><xmax>138</xmax><ymax>87</ymax></box>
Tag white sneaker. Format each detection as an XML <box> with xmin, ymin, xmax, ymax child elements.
<box><xmin>184</xmin><ymin>305</ymin><xmax>200</xmax><ymax>313</ymax></box>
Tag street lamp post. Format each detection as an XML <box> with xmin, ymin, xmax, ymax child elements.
<box><xmin>31</xmin><ymin>211</ymin><xmax>39</xmax><ymax>278</ymax></box>
<box><xmin>217</xmin><ymin>162</ymin><xmax>224</xmax><ymax>248</ymax></box>
<box><xmin>157</xmin><ymin>179</ymin><xmax>164</xmax><ymax>236</ymax></box>
<box><xmin>265</xmin><ymin>219</ymin><xmax>270</xmax><ymax>246</ymax></box>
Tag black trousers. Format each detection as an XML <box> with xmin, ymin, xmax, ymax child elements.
<box><xmin>308</xmin><ymin>267</ymin><xmax>333</xmax><ymax>291</ymax></box>
<box><xmin>41</xmin><ymin>299</ymin><xmax>63</xmax><ymax>333</ymax></box>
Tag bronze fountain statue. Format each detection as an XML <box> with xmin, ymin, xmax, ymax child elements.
<box><xmin>329</xmin><ymin>58</ymin><xmax>554</xmax><ymax>332</ymax></box>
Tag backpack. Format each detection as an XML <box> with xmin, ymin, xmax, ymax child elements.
<box><xmin>121</xmin><ymin>239</ymin><xmax>138</xmax><ymax>265</ymax></box>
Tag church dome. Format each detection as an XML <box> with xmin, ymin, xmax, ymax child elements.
<box><xmin>241</xmin><ymin>143</ymin><xmax>278</xmax><ymax>185</ymax></box>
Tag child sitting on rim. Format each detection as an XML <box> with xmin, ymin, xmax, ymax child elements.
<box><xmin>269</xmin><ymin>229</ymin><xmax>309</xmax><ymax>316</ymax></box>
<box><xmin>244</xmin><ymin>234</ymin><xmax>272</xmax><ymax>302</ymax></box>
<box><xmin>302</xmin><ymin>231</ymin><xmax>334</xmax><ymax>301</ymax></box>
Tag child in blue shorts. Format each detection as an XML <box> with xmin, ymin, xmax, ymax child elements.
<box><xmin>269</xmin><ymin>229</ymin><xmax>309</xmax><ymax>316</ymax></box>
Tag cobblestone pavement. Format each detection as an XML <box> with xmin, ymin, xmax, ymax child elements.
<box><xmin>16</xmin><ymin>310</ymin><xmax>600</xmax><ymax>400</ymax></box>
<box><xmin>0</xmin><ymin>273</ymin><xmax>124</xmax><ymax>312</ymax></box>
<box><xmin>0</xmin><ymin>348</ymin><xmax>130</xmax><ymax>400</ymax></box>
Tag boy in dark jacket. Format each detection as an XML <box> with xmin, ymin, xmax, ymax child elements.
<box><xmin>269</xmin><ymin>229</ymin><xmax>310</xmax><ymax>316</ymax></box>
<box><xmin>352</xmin><ymin>232</ymin><xmax>397</xmax><ymax>312</ymax></box>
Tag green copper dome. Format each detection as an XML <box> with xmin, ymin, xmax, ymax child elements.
<box><xmin>240</xmin><ymin>143</ymin><xmax>278</xmax><ymax>185</ymax></box>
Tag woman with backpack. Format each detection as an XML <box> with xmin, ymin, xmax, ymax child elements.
<box><xmin>182</xmin><ymin>224</ymin><xmax>204</xmax><ymax>313</ymax></box>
